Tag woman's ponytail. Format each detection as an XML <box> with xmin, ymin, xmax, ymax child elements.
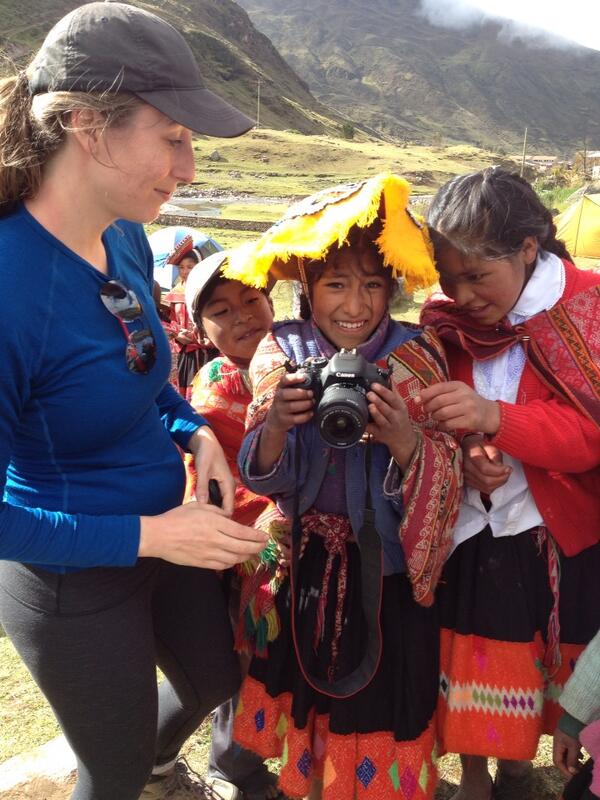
<box><xmin>0</xmin><ymin>71</ymin><xmax>45</xmax><ymax>214</ymax></box>
<box><xmin>0</xmin><ymin>66</ymin><xmax>140</xmax><ymax>216</ymax></box>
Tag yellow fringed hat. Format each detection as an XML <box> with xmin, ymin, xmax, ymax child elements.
<box><xmin>223</xmin><ymin>172</ymin><xmax>437</xmax><ymax>294</ymax></box>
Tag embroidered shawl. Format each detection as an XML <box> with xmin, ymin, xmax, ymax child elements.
<box><xmin>245</xmin><ymin>321</ymin><xmax>462</xmax><ymax>606</ymax></box>
<box><xmin>186</xmin><ymin>357</ymin><xmax>284</xmax><ymax>655</ymax></box>
<box><xmin>421</xmin><ymin>282</ymin><xmax>600</xmax><ymax>427</ymax></box>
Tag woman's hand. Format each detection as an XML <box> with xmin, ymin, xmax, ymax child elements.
<box><xmin>462</xmin><ymin>434</ymin><xmax>511</xmax><ymax>493</ymax></box>
<box><xmin>256</xmin><ymin>372</ymin><xmax>314</xmax><ymax>474</ymax></box>
<box><xmin>139</xmin><ymin>503</ymin><xmax>269</xmax><ymax>570</ymax></box>
<box><xmin>188</xmin><ymin>425</ymin><xmax>235</xmax><ymax>515</ymax></box>
<box><xmin>553</xmin><ymin>726</ymin><xmax>582</xmax><ymax>778</ymax></box>
<box><xmin>366</xmin><ymin>382</ymin><xmax>418</xmax><ymax>471</ymax></box>
<box><xmin>418</xmin><ymin>381</ymin><xmax>501</xmax><ymax>435</ymax></box>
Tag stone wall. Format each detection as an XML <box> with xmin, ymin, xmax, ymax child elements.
<box><xmin>155</xmin><ymin>213</ymin><xmax>271</xmax><ymax>232</ymax></box>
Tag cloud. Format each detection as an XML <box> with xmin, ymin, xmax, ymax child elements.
<box><xmin>416</xmin><ymin>0</ymin><xmax>597</xmax><ymax>51</ymax></box>
<box><xmin>417</xmin><ymin>0</ymin><xmax>490</xmax><ymax>30</ymax></box>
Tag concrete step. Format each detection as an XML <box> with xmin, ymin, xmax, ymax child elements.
<box><xmin>0</xmin><ymin>735</ymin><xmax>75</xmax><ymax>798</ymax></box>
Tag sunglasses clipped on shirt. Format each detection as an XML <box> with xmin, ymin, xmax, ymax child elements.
<box><xmin>100</xmin><ymin>280</ymin><xmax>157</xmax><ymax>375</ymax></box>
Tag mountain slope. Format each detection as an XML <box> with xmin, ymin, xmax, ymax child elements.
<box><xmin>235</xmin><ymin>0</ymin><xmax>600</xmax><ymax>151</ymax></box>
<box><xmin>0</xmin><ymin>0</ymin><xmax>345</xmax><ymax>135</ymax></box>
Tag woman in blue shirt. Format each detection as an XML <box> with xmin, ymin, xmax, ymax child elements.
<box><xmin>0</xmin><ymin>4</ymin><xmax>268</xmax><ymax>799</ymax></box>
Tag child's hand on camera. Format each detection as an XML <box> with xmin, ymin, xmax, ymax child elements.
<box><xmin>366</xmin><ymin>383</ymin><xmax>418</xmax><ymax>470</ymax></box>
<box><xmin>257</xmin><ymin>373</ymin><xmax>314</xmax><ymax>475</ymax></box>
<box><xmin>264</xmin><ymin>372</ymin><xmax>314</xmax><ymax>435</ymax></box>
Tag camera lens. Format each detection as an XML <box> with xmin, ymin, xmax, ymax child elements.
<box><xmin>317</xmin><ymin>385</ymin><xmax>367</xmax><ymax>448</ymax></box>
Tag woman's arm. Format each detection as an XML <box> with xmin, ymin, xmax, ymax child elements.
<box><xmin>155</xmin><ymin>382</ymin><xmax>236</xmax><ymax>512</ymax></box>
<box><xmin>156</xmin><ymin>381</ymin><xmax>208</xmax><ymax>448</ymax></box>
<box><xmin>138</xmin><ymin>502</ymin><xmax>268</xmax><ymax>569</ymax></box>
<box><xmin>0</xmin><ymin>321</ymin><xmax>255</xmax><ymax>568</ymax></box>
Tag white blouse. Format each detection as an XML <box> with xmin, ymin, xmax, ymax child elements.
<box><xmin>452</xmin><ymin>250</ymin><xmax>566</xmax><ymax>549</ymax></box>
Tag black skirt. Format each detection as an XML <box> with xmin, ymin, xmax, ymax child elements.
<box><xmin>234</xmin><ymin>534</ymin><xmax>442</xmax><ymax>799</ymax></box>
<box><xmin>177</xmin><ymin>346</ymin><xmax>218</xmax><ymax>394</ymax></box>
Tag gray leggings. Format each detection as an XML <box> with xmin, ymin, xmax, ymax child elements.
<box><xmin>0</xmin><ymin>559</ymin><xmax>240</xmax><ymax>800</ymax></box>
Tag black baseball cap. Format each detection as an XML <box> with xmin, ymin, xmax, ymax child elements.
<box><xmin>28</xmin><ymin>2</ymin><xmax>254</xmax><ymax>138</ymax></box>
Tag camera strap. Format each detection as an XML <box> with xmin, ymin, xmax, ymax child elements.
<box><xmin>289</xmin><ymin>437</ymin><xmax>384</xmax><ymax>698</ymax></box>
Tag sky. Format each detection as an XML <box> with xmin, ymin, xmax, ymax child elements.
<box><xmin>418</xmin><ymin>0</ymin><xmax>600</xmax><ymax>52</ymax></box>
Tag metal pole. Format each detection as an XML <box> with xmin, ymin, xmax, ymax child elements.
<box><xmin>256</xmin><ymin>78</ymin><xmax>261</xmax><ymax>129</ymax></box>
<box><xmin>520</xmin><ymin>126</ymin><xmax>528</xmax><ymax>177</ymax></box>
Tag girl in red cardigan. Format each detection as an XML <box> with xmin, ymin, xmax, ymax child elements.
<box><xmin>419</xmin><ymin>167</ymin><xmax>600</xmax><ymax>800</ymax></box>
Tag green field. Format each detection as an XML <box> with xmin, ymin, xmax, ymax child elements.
<box><xmin>157</xmin><ymin>128</ymin><xmax>591</xmax><ymax>260</ymax></box>
<box><xmin>154</xmin><ymin>127</ymin><xmax>504</xmax><ymax>257</ymax></box>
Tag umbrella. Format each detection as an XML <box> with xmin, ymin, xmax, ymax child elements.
<box><xmin>148</xmin><ymin>226</ymin><xmax>223</xmax><ymax>289</ymax></box>
<box><xmin>148</xmin><ymin>226</ymin><xmax>223</xmax><ymax>268</ymax></box>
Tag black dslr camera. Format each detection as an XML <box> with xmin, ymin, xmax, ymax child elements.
<box><xmin>293</xmin><ymin>349</ymin><xmax>391</xmax><ymax>448</ymax></box>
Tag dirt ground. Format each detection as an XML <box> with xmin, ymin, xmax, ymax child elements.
<box><xmin>0</xmin><ymin>764</ymin><xmax>567</xmax><ymax>800</ymax></box>
<box><xmin>0</xmin><ymin>773</ymin><xmax>76</xmax><ymax>799</ymax></box>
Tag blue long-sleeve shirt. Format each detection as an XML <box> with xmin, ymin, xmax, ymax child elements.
<box><xmin>0</xmin><ymin>205</ymin><xmax>206</xmax><ymax>572</ymax></box>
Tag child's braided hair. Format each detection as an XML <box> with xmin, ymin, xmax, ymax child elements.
<box><xmin>427</xmin><ymin>166</ymin><xmax>572</xmax><ymax>262</ymax></box>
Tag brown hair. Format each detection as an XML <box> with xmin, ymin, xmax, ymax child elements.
<box><xmin>427</xmin><ymin>166</ymin><xmax>572</xmax><ymax>262</ymax></box>
<box><xmin>0</xmin><ymin>68</ymin><xmax>141</xmax><ymax>215</ymax></box>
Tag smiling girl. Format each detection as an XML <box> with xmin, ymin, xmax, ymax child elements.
<box><xmin>227</xmin><ymin>175</ymin><xmax>462</xmax><ymax>800</ymax></box>
<box><xmin>420</xmin><ymin>167</ymin><xmax>600</xmax><ymax>800</ymax></box>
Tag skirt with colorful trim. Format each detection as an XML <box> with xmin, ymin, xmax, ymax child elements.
<box><xmin>233</xmin><ymin>534</ymin><xmax>441</xmax><ymax>800</ymax></box>
<box><xmin>436</xmin><ymin>525</ymin><xmax>600</xmax><ymax>760</ymax></box>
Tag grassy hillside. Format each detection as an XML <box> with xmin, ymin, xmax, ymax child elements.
<box><xmin>0</xmin><ymin>0</ymin><xmax>346</xmax><ymax>135</ymax></box>
<box><xmin>236</xmin><ymin>0</ymin><xmax>600</xmax><ymax>152</ymax></box>
<box><xmin>189</xmin><ymin>128</ymin><xmax>507</xmax><ymax>198</ymax></box>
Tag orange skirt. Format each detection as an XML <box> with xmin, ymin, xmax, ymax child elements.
<box><xmin>436</xmin><ymin>526</ymin><xmax>600</xmax><ymax>759</ymax></box>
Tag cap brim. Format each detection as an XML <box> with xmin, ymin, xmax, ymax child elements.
<box><xmin>137</xmin><ymin>86</ymin><xmax>254</xmax><ymax>137</ymax></box>
<box><xmin>185</xmin><ymin>251</ymin><xmax>230</xmax><ymax>320</ymax></box>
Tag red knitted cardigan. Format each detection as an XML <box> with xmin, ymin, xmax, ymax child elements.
<box><xmin>443</xmin><ymin>260</ymin><xmax>600</xmax><ymax>557</ymax></box>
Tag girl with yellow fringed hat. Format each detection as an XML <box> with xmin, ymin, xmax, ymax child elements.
<box><xmin>225</xmin><ymin>174</ymin><xmax>463</xmax><ymax>800</ymax></box>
